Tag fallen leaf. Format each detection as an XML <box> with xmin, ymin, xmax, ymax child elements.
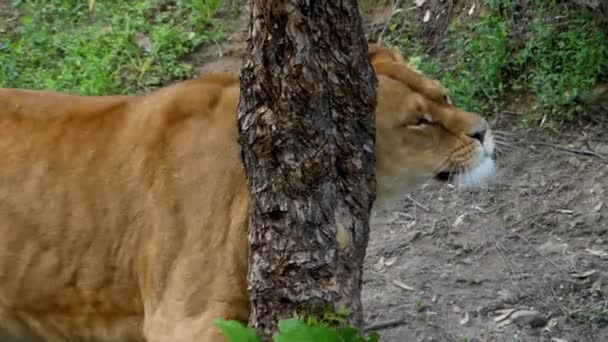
<box><xmin>392</xmin><ymin>279</ymin><xmax>416</xmax><ymax>291</ymax></box>
<box><xmin>556</xmin><ymin>209</ymin><xmax>574</xmax><ymax>214</ymax></box>
<box><xmin>423</xmin><ymin>10</ymin><xmax>431</xmax><ymax>22</ymax></box>
<box><xmin>452</xmin><ymin>214</ymin><xmax>466</xmax><ymax>227</ymax></box>
<box><xmin>384</xmin><ymin>256</ymin><xmax>398</xmax><ymax>266</ymax></box>
<box><xmin>373</xmin><ymin>257</ymin><xmax>385</xmax><ymax>272</ymax></box>
<box><xmin>593</xmin><ymin>201</ymin><xmax>604</xmax><ymax>212</ymax></box>
<box><xmin>459</xmin><ymin>312</ymin><xmax>470</xmax><ymax>325</ymax></box>
<box><xmin>494</xmin><ymin>308</ymin><xmax>515</xmax><ymax>322</ymax></box>
<box><xmin>571</xmin><ymin>269</ymin><xmax>597</xmax><ymax>278</ymax></box>
<box><xmin>468</xmin><ymin>4</ymin><xmax>476</xmax><ymax>16</ymax></box>
<box><xmin>415</xmin><ymin>0</ymin><xmax>426</xmax><ymax>7</ymax></box>
<box><xmin>544</xmin><ymin>318</ymin><xmax>558</xmax><ymax>333</ymax></box>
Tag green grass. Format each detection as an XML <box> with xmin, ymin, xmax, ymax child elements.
<box><xmin>415</xmin><ymin>298</ymin><xmax>426</xmax><ymax>313</ymax></box>
<box><xmin>0</xmin><ymin>0</ymin><xmax>228</xmax><ymax>95</ymax></box>
<box><xmin>385</xmin><ymin>0</ymin><xmax>608</xmax><ymax>123</ymax></box>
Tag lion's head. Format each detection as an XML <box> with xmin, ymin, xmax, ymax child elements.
<box><xmin>368</xmin><ymin>44</ymin><xmax>496</xmax><ymax>200</ymax></box>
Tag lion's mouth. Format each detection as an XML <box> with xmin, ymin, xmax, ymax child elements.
<box><xmin>435</xmin><ymin>170</ymin><xmax>457</xmax><ymax>182</ymax></box>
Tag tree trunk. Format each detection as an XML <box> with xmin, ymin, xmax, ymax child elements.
<box><xmin>237</xmin><ymin>0</ymin><xmax>378</xmax><ymax>338</ymax></box>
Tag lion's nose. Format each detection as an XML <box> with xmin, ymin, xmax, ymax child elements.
<box><xmin>467</xmin><ymin>127</ymin><xmax>486</xmax><ymax>143</ymax></box>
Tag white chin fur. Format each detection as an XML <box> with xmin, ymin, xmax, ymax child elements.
<box><xmin>453</xmin><ymin>155</ymin><xmax>496</xmax><ymax>189</ymax></box>
<box><xmin>454</xmin><ymin>134</ymin><xmax>497</xmax><ymax>189</ymax></box>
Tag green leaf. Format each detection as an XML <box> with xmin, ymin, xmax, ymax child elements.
<box><xmin>334</xmin><ymin>326</ymin><xmax>359</xmax><ymax>340</ymax></box>
<box><xmin>367</xmin><ymin>332</ymin><xmax>381</xmax><ymax>342</ymax></box>
<box><xmin>277</xmin><ymin>318</ymin><xmax>309</xmax><ymax>334</ymax></box>
<box><xmin>273</xmin><ymin>323</ymin><xmax>344</xmax><ymax>342</ymax></box>
<box><xmin>213</xmin><ymin>319</ymin><xmax>261</xmax><ymax>342</ymax></box>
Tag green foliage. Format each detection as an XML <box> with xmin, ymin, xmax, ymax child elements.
<box><xmin>273</xmin><ymin>318</ymin><xmax>378</xmax><ymax>342</ymax></box>
<box><xmin>519</xmin><ymin>12</ymin><xmax>606</xmax><ymax>120</ymax></box>
<box><xmin>445</xmin><ymin>14</ymin><xmax>510</xmax><ymax>113</ymax></box>
<box><xmin>0</xmin><ymin>0</ymin><xmax>226</xmax><ymax>95</ymax></box>
<box><xmin>386</xmin><ymin>1</ymin><xmax>608</xmax><ymax>123</ymax></box>
<box><xmin>213</xmin><ymin>308</ymin><xmax>380</xmax><ymax>342</ymax></box>
<box><xmin>297</xmin><ymin>306</ymin><xmax>353</xmax><ymax>327</ymax></box>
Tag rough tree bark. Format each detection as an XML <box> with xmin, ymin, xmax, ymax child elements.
<box><xmin>237</xmin><ymin>0</ymin><xmax>378</xmax><ymax>337</ymax></box>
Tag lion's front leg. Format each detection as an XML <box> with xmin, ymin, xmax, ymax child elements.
<box><xmin>138</xmin><ymin>239</ymin><xmax>250</xmax><ymax>342</ymax></box>
<box><xmin>138</xmin><ymin>175</ymin><xmax>251</xmax><ymax>341</ymax></box>
<box><xmin>142</xmin><ymin>301</ymin><xmax>249</xmax><ymax>342</ymax></box>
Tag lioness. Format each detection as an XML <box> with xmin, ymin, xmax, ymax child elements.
<box><xmin>0</xmin><ymin>44</ymin><xmax>495</xmax><ymax>341</ymax></box>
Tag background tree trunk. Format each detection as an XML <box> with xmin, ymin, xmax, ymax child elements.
<box><xmin>237</xmin><ymin>0</ymin><xmax>378</xmax><ymax>337</ymax></box>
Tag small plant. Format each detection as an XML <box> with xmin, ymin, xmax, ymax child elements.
<box><xmin>214</xmin><ymin>307</ymin><xmax>380</xmax><ymax>342</ymax></box>
<box><xmin>590</xmin><ymin>309</ymin><xmax>608</xmax><ymax>325</ymax></box>
<box><xmin>415</xmin><ymin>299</ymin><xmax>426</xmax><ymax>313</ymax></box>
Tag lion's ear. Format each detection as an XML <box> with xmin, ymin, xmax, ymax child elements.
<box><xmin>367</xmin><ymin>43</ymin><xmax>407</xmax><ymax>65</ymax></box>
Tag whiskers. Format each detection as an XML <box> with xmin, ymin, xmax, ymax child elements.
<box><xmin>456</xmin><ymin>164</ymin><xmax>466</xmax><ymax>189</ymax></box>
<box><xmin>492</xmin><ymin>130</ymin><xmax>518</xmax><ymax>157</ymax></box>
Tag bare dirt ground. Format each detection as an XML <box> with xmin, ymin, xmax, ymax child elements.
<box><xmin>364</xmin><ymin>120</ymin><xmax>608</xmax><ymax>342</ymax></box>
<box><xmin>195</xmin><ymin>2</ymin><xmax>608</xmax><ymax>341</ymax></box>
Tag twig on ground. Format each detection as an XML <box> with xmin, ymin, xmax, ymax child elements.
<box><xmin>364</xmin><ymin>317</ymin><xmax>407</xmax><ymax>332</ymax></box>
<box><xmin>500</xmin><ymin>208</ymin><xmax>568</xmax><ymax>273</ymax></box>
<box><xmin>509</xmin><ymin>231</ymin><xmax>568</xmax><ymax>274</ymax></box>
<box><xmin>407</xmin><ymin>195</ymin><xmax>430</xmax><ymax>212</ymax></box>
<box><xmin>583</xmin><ymin>139</ymin><xmax>595</xmax><ymax>153</ymax></box>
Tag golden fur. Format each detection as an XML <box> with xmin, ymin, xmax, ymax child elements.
<box><xmin>0</xmin><ymin>44</ymin><xmax>495</xmax><ymax>341</ymax></box>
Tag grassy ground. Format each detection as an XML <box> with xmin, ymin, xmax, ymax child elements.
<box><xmin>0</xmin><ymin>0</ymin><xmax>233</xmax><ymax>95</ymax></box>
<box><xmin>377</xmin><ymin>0</ymin><xmax>607</xmax><ymax>125</ymax></box>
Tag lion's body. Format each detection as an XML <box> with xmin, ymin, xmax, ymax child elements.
<box><xmin>0</xmin><ymin>75</ymin><xmax>250</xmax><ymax>341</ymax></box>
<box><xmin>0</xmin><ymin>45</ymin><xmax>496</xmax><ymax>341</ymax></box>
